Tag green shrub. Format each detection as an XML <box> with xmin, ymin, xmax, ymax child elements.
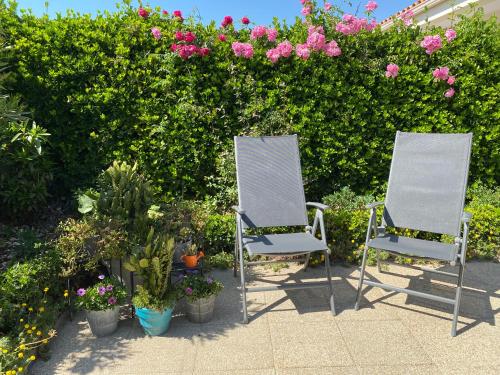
<box><xmin>0</xmin><ymin>4</ymin><xmax>497</xmax><ymax>199</ymax></box>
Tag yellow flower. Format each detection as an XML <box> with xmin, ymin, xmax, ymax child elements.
<box><xmin>39</xmin><ymin>307</ymin><xmax>45</xmax><ymax>312</ymax></box>
<box><xmin>28</xmin><ymin>307</ymin><xmax>33</xmax><ymax>312</ymax></box>
<box><xmin>27</xmin><ymin>330</ymin><xmax>32</xmax><ymax>334</ymax></box>
<box><xmin>29</xmin><ymin>355</ymin><xmax>36</xmax><ymax>361</ymax></box>
<box><xmin>31</xmin><ymin>326</ymin><xmax>36</xmax><ymax>330</ymax></box>
<box><xmin>24</xmin><ymin>324</ymin><xmax>29</xmax><ymax>329</ymax></box>
<box><xmin>21</xmin><ymin>303</ymin><xmax>27</xmax><ymax>307</ymax></box>
<box><xmin>36</xmin><ymin>331</ymin><xmax>42</xmax><ymax>336</ymax></box>
<box><xmin>42</xmin><ymin>339</ymin><xmax>48</xmax><ymax>345</ymax></box>
<box><xmin>43</xmin><ymin>287</ymin><xmax>49</xmax><ymax>292</ymax></box>
<box><xmin>6</xmin><ymin>371</ymin><xmax>11</xmax><ymax>375</ymax></box>
<box><xmin>19</xmin><ymin>318</ymin><xmax>24</xmax><ymax>322</ymax></box>
<box><xmin>2</xmin><ymin>349</ymin><xmax>8</xmax><ymax>353</ymax></box>
<box><xmin>18</xmin><ymin>352</ymin><xmax>24</xmax><ymax>358</ymax></box>
<box><xmin>11</xmin><ymin>370</ymin><xmax>16</xmax><ymax>375</ymax></box>
<box><xmin>18</xmin><ymin>367</ymin><xmax>24</xmax><ymax>373</ymax></box>
<box><xmin>351</xmin><ymin>239</ymin><xmax>355</xmax><ymax>243</ymax></box>
<box><xmin>19</xmin><ymin>344</ymin><xmax>25</xmax><ymax>350</ymax></box>
<box><xmin>64</xmin><ymin>292</ymin><xmax>69</xmax><ymax>298</ymax></box>
<box><xmin>64</xmin><ymin>289</ymin><xmax>68</xmax><ymax>293</ymax></box>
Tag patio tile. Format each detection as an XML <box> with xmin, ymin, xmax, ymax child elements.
<box><xmin>193</xmin><ymin>320</ymin><xmax>274</xmax><ymax>371</ymax></box>
<box><xmin>275</xmin><ymin>367</ymin><xmax>359</xmax><ymax>375</ymax></box>
<box><xmin>337</xmin><ymin>320</ymin><xmax>431</xmax><ymax>366</ymax></box>
<box><xmin>270</xmin><ymin>321</ymin><xmax>353</xmax><ymax>368</ymax></box>
<box><xmin>194</xmin><ymin>370</ymin><xmax>276</xmax><ymax>375</ymax></box>
<box><xmin>358</xmin><ymin>364</ymin><xmax>439</xmax><ymax>374</ymax></box>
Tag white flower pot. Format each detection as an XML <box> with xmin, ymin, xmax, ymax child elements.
<box><xmin>86</xmin><ymin>306</ymin><xmax>120</xmax><ymax>337</ymax></box>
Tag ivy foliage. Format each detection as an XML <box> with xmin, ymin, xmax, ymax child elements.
<box><xmin>0</xmin><ymin>2</ymin><xmax>498</xmax><ymax>201</ymax></box>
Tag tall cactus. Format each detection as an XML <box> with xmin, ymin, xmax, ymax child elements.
<box><xmin>124</xmin><ymin>227</ymin><xmax>175</xmax><ymax>301</ymax></box>
<box><xmin>97</xmin><ymin>161</ymin><xmax>152</xmax><ymax>235</ymax></box>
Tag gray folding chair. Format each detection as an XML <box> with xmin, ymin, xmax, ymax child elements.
<box><xmin>355</xmin><ymin>131</ymin><xmax>473</xmax><ymax>336</ymax></box>
<box><xmin>233</xmin><ymin>135</ymin><xmax>335</xmax><ymax>323</ymax></box>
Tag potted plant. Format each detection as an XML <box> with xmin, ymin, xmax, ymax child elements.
<box><xmin>180</xmin><ymin>243</ymin><xmax>204</xmax><ymax>268</ymax></box>
<box><xmin>179</xmin><ymin>274</ymin><xmax>223</xmax><ymax>323</ymax></box>
<box><xmin>124</xmin><ymin>228</ymin><xmax>177</xmax><ymax>336</ymax></box>
<box><xmin>75</xmin><ymin>275</ymin><xmax>127</xmax><ymax>337</ymax></box>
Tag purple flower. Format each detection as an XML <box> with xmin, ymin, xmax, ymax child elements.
<box><xmin>98</xmin><ymin>286</ymin><xmax>106</xmax><ymax>296</ymax></box>
<box><xmin>108</xmin><ymin>296</ymin><xmax>117</xmax><ymax>305</ymax></box>
<box><xmin>76</xmin><ymin>288</ymin><xmax>86</xmax><ymax>297</ymax></box>
<box><xmin>98</xmin><ymin>274</ymin><xmax>105</xmax><ymax>280</ymax></box>
<box><xmin>185</xmin><ymin>287</ymin><xmax>193</xmax><ymax>295</ymax></box>
<box><xmin>106</xmin><ymin>285</ymin><xmax>113</xmax><ymax>292</ymax></box>
<box><xmin>206</xmin><ymin>277</ymin><xmax>213</xmax><ymax>285</ymax></box>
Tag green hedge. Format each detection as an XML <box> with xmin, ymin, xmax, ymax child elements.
<box><xmin>0</xmin><ymin>2</ymin><xmax>498</xmax><ymax>200</ymax></box>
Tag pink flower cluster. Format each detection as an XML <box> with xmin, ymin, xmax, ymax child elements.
<box><xmin>432</xmin><ymin>66</ymin><xmax>456</xmax><ymax>97</ymax></box>
<box><xmin>232</xmin><ymin>42</ymin><xmax>254</xmax><ymax>59</ymax></box>
<box><xmin>251</xmin><ymin>26</ymin><xmax>278</xmax><ymax>42</ymax></box>
<box><xmin>365</xmin><ymin>1</ymin><xmax>378</xmax><ymax>12</ymax></box>
<box><xmin>336</xmin><ymin>14</ymin><xmax>377</xmax><ymax>35</ymax></box>
<box><xmin>399</xmin><ymin>10</ymin><xmax>414</xmax><ymax>26</ymax></box>
<box><xmin>445</xmin><ymin>28</ymin><xmax>457</xmax><ymax>42</ymax></box>
<box><xmin>138</xmin><ymin>7</ymin><xmax>149</xmax><ymax>19</ymax></box>
<box><xmin>266</xmin><ymin>41</ymin><xmax>294</xmax><ymax>63</ymax></box>
<box><xmin>420</xmin><ymin>35</ymin><xmax>442</xmax><ymax>54</ymax></box>
<box><xmin>151</xmin><ymin>27</ymin><xmax>161</xmax><ymax>40</ymax></box>
<box><xmin>171</xmin><ymin>31</ymin><xmax>210</xmax><ymax>59</ymax></box>
<box><xmin>221</xmin><ymin>16</ymin><xmax>233</xmax><ymax>28</ymax></box>
<box><xmin>295</xmin><ymin>27</ymin><xmax>341</xmax><ymax>60</ymax></box>
<box><xmin>301</xmin><ymin>0</ymin><xmax>313</xmax><ymax>16</ymax></box>
<box><xmin>385</xmin><ymin>63</ymin><xmax>399</xmax><ymax>78</ymax></box>
<box><xmin>324</xmin><ymin>2</ymin><xmax>332</xmax><ymax>11</ymax></box>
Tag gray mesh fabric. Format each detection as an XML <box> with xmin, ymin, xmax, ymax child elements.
<box><xmin>235</xmin><ymin>135</ymin><xmax>308</xmax><ymax>228</ymax></box>
<box><xmin>243</xmin><ymin>233</ymin><xmax>328</xmax><ymax>256</ymax></box>
<box><xmin>368</xmin><ymin>234</ymin><xmax>458</xmax><ymax>262</ymax></box>
<box><xmin>383</xmin><ymin>132</ymin><xmax>472</xmax><ymax>236</ymax></box>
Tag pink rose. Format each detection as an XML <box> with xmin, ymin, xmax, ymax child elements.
<box><xmin>266</xmin><ymin>48</ymin><xmax>281</xmax><ymax>63</ymax></box>
<box><xmin>308</xmin><ymin>25</ymin><xmax>324</xmax><ymax>35</ymax></box>
<box><xmin>138</xmin><ymin>7</ymin><xmax>149</xmax><ymax>19</ymax></box>
<box><xmin>241</xmin><ymin>17</ymin><xmax>250</xmax><ymax>25</ymax></box>
<box><xmin>295</xmin><ymin>43</ymin><xmax>310</xmax><ymax>60</ymax></box>
<box><xmin>433</xmin><ymin>66</ymin><xmax>450</xmax><ymax>81</ymax></box>
<box><xmin>301</xmin><ymin>6</ymin><xmax>312</xmax><ymax>16</ymax></box>
<box><xmin>385</xmin><ymin>63</ymin><xmax>399</xmax><ymax>78</ymax></box>
<box><xmin>420</xmin><ymin>35</ymin><xmax>442</xmax><ymax>54</ymax></box>
<box><xmin>444</xmin><ymin>88</ymin><xmax>455</xmax><ymax>98</ymax></box>
<box><xmin>365</xmin><ymin>1</ymin><xmax>378</xmax><ymax>12</ymax></box>
<box><xmin>266</xmin><ymin>28</ymin><xmax>278</xmax><ymax>42</ymax></box>
<box><xmin>277</xmin><ymin>41</ymin><xmax>294</xmax><ymax>57</ymax></box>
<box><xmin>447</xmin><ymin>76</ymin><xmax>455</xmax><ymax>85</ymax></box>
<box><xmin>162</xmin><ymin>10</ymin><xmax>168</xmax><ymax>16</ymax></box>
<box><xmin>232</xmin><ymin>42</ymin><xmax>254</xmax><ymax>59</ymax></box>
<box><xmin>307</xmin><ymin>31</ymin><xmax>326</xmax><ymax>51</ymax></box>
<box><xmin>184</xmin><ymin>31</ymin><xmax>196</xmax><ymax>43</ymax></box>
<box><xmin>399</xmin><ymin>10</ymin><xmax>414</xmax><ymax>26</ymax></box>
<box><xmin>445</xmin><ymin>28</ymin><xmax>457</xmax><ymax>42</ymax></box>
<box><xmin>218</xmin><ymin>34</ymin><xmax>227</xmax><ymax>42</ymax></box>
<box><xmin>175</xmin><ymin>31</ymin><xmax>184</xmax><ymax>41</ymax></box>
<box><xmin>170</xmin><ymin>44</ymin><xmax>179</xmax><ymax>52</ymax></box>
<box><xmin>323</xmin><ymin>40</ymin><xmax>342</xmax><ymax>57</ymax></box>
<box><xmin>221</xmin><ymin>16</ymin><xmax>233</xmax><ymax>28</ymax></box>
<box><xmin>151</xmin><ymin>27</ymin><xmax>161</xmax><ymax>40</ymax></box>
<box><xmin>173</xmin><ymin>10</ymin><xmax>183</xmax><ymax>20</ymax></box>
<box><xmin>324</xmin><ymin>2</ymin><xmax>332</xmax><ymax>11</ymax></box>
<box><xmin>198</xmin><ymin>47</ymin><xmax>210</xmax><ymax>57</ymax></box>
<box><xmin>251</xmin><ymin>25</ymin><xmax>267</xmax><ymax>40</ymax></box>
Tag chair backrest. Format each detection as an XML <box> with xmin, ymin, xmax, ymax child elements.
<box><xmin>383</xmin><ymin>131</ymin><xmax>472</xmax><ymax>236</ymax></box>
<box><xmin>234</xmin><ymin>135</ymin><xmax>308</xmax><ymax>229</ymax></box>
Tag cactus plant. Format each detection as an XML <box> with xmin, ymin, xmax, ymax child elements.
<box><xmin>96</xmin><ymin>161</ymin><xmax>152</xmax><ymax>235</ymax></box>
<box><xmin>124</xmin><ymin>227</ymin><xmax>176</xmax><ymax>310</ymax></box>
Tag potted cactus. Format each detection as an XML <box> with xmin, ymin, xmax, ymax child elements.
<box><xmin>179</xmin><ymin>274</ymin><xmax>223</xmax><ymax>323</ymax></box>
<box><xmin>75</xmin><ymin>275</ymin><xmax>128</xmax><ymax>337</ymax></box>
<box><xmin>124</xmin><ymin>228</ymin><xmax>177</xmax><ymax>336</ymax></box>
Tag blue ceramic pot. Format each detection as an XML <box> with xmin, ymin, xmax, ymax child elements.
<box><xmin>135</xmin><ymin>306</ymin><xmax>174</xmax><ymax>336</ymax></box>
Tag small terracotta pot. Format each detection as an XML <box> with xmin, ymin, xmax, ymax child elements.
<box><xmin>181</xmin><ymin>251</ymin><xmax>204</xmax><ymax>268</ymax></box>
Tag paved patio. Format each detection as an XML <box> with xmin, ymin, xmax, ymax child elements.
<box><xmin>32</xmin><ymin>261</ymin><xmax>499</xmax><ymax>375</ymax></box>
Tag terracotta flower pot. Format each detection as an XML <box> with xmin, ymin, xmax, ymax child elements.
<box><xmin>181</xmin><ymin>251</ymin><xmax>204</xmax><ymax>268</ymax></box>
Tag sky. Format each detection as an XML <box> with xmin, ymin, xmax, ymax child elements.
<box><xmin>14</xmin><ymin>1</ymin><xmax>417</xmax><ymax>25</ymax></box>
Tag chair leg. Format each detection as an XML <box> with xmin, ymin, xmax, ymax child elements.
<box><xmin>302</xmin><ymin>253</ymin><xmax>311</xmax><ymax>271</ymax></box>
<box><xmin>355</xmin><ymin>245</ymin><xmax>369</xmax><ymax>311</ymax></box>
<box><xmin>451</xmin><ymin>262</ymin><xmax>465</xmax><ymax>337</ymax></box>
<box><xmin>324</xmin><ymin>250</ymin><xmax>336</xmax><ymax>315</ymax></box>
<box><xmin>239</xmin><ymin>248</ymin><xmax>248</xmax><ymax>324</ymax></box>
<box><xmin>233</xmin><ymin>231</ymin><xmax>238</xmax><ymax>278</ymax></box>
<box><xmin>376</xmin><ymin>250</ymin><xmax>382</xmax><ymax>272</ymax></box>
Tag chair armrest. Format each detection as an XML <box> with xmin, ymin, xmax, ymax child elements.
<box><xmin>365</xmin><ymin>202</ymin><xmax>384</xmax><ymax>210</ymax></box>
<box><xmin>306</xmin><ymin>202</ymin><xmax>330</xmax><ymax>211</ymax></box>
<box><xmin>231</xmin><ymin>206</ymin><xmax>246</xmax><ymax>215</ymax></box>
<box><xmin>462</xmin><ymin>211</ymin><xmax>473</xmax><ymax>223</ymax></box>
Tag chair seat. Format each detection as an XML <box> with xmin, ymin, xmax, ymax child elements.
<box><xmin>242</xmin><ymin>233</ymin><xmax>328</xmax><ymax>256</ymax></box>
<box><xmin>368</xmin><ymin>233</ymin><xmax>458</xmax><ymax>262</ymax></box>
